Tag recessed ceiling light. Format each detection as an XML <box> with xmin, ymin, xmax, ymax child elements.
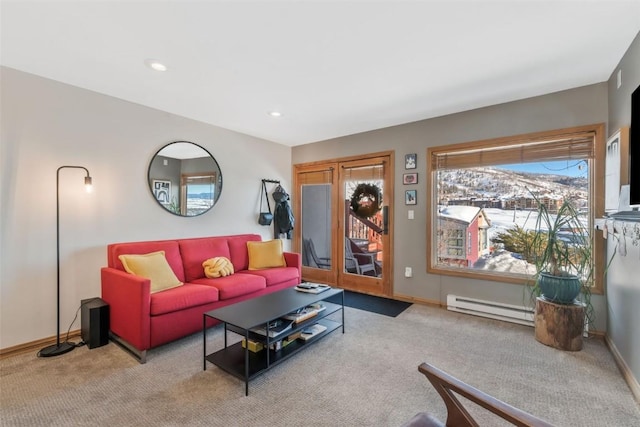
<box><xmin>144</xmin><ymin>59</ymin><xmax>167</xmax><ymax>72</ymax></box>
<box><xmin>268</xmin><ymin>111</ymin><xmax>282</xmax><ymax>117</ymax></box>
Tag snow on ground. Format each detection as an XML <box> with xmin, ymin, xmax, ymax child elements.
<box><xmin>470</xmin><ymin>208</ymin><xmax>588</xmax><ymax>273</ymax></box>
<box><xmin>474</xmin><ymin>208</ymin><xmax>549</xmax><ymax>273</ymax></box>
<box><xmin>473</xmin><ymin>249</ymin><xmax>537</xmax><ymax>274</ymax></box>
<box><xmin>484</xmin><ymin>207</ymin><xmax>543</xmax><ymax>240</ymax></box>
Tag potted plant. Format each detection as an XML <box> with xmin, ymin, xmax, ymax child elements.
<box><xmin>526</xmin><ymin>193</ymin><xmax>595</xmax><ymax>323</ymax></box>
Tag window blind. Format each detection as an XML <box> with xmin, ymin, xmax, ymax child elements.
<box><xmin>298</xmin><ymin>169</ymin><xmax>333</xmax><ymax>185</ymax></box>
<box><xmin>431</xmin><ymin>135</ymin><xmax>595</xmax><ymax>170</ymax></box>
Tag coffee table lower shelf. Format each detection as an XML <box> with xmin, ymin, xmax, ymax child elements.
<box><xmin>206</xmin><ymin>318</ymin><xmax>341</xmax><ymax>382</ymax></box>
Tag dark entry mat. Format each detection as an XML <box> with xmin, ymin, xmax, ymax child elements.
<box><xmin>325</xmin><ymin>290</ymin><xmax>412</xmax><ymax>317</ymax></box>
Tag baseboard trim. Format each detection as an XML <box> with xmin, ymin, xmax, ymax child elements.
<box><xmin>0</xmin><ymin>330</ymin><xmax>81</xmax><ymax>360</ymax></box>
<box><xmin>392</xmin><ymin>293</ymin><xmax>443</xmax><ymax>308</ymax></box>
<box><xmin>605</xmin><ymin>334</ymin><xmax>640</xmax><ymax>403</ymax></box>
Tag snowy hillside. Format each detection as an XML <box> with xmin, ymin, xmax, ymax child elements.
<box><xmin>436</xmin><ymin>166</ymin><xmax>587</xmax><ymax>200</ymax></box>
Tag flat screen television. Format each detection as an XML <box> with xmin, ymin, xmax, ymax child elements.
<box><xmin>630</xmin><ymin>84</ymin><xmax>640</xmax><ymax>207</ymax></box>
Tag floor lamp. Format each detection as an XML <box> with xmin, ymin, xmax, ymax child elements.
<box><xmin>38</xmin><ymin>166</ymin><xmax>93</xmax><ymax>357</ymax></box>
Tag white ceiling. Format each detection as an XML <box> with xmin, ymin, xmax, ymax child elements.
<box><xmin>2</xmin><ymin>1</ymin><xmax>639</xmax><ymax>147</ymax></box>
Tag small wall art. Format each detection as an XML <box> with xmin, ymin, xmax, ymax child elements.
<box><xmin>403</xmin><ymin>173</ymin><xmax>418</xmax><ymax>185</ymax></box>
<box><xmin>405</xmin><ymin>190</ymin><xmax>417</xmax><ymax>205</ymax></box>
<box><xmin>153</xmin><ymin>179</ymin><xmax>171</xmax><ymax>205</ymax></box>
<box><xmin>405</xmin><ymin>153</ymin><xmax>416</xmax><ymax>169</ymax></box>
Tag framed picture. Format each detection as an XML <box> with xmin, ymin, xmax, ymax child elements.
<box><xmin>153</xmin><ymin>179</ymin><xmax>171</xmax><ymax>205</ymax></box>
<box><xmin>405</xmin><ymin>153</ymin><xmax>417</xmax><ymax>169</ymax></box>
<box><xmin>405</xmin><ymin>190</ymin><xmax>417</xmax><ymax>205</ymax></box>
<box><xmin>403</xmin><ymin>173</ymin><xmax>418</xmax><ymax>185</ymax></box>
<box><xmin>604</xmin><ymin>128</ymin><xmax>629</xmax><ymax>212</ymax></box>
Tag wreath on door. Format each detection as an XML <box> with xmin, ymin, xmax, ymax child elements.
<box><xmin>350</xmin><ymin>183</ymin><xmax>382</xmax><ymax>219</ymax></box>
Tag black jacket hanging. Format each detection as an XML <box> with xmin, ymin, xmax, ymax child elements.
<box><xmin>272</xmin><ymin>185</ymin><xmax>294</xmax><ymax>239</ymax></box>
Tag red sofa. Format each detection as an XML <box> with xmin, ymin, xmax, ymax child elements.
<box><xmin>101</xmin><ymin>234</ymin><xmax>301</xmax><ymax>363</ymax></box>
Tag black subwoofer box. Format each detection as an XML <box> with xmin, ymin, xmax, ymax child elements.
<box><xmin>81</xmin><ymin>298</ymin><xmax>109</xmax><ymax>349</ymax></box>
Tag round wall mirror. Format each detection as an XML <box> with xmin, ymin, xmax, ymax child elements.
<box><xmin>148</xmin><ymin>141</ymin><xmax>223</xmax><ymax>216</ymax></box>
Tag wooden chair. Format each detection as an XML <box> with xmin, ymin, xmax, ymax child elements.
<box><xmin>402</xmin><ymin>363</ymin><xmax>554</xmax><ymax>427</ymax></box>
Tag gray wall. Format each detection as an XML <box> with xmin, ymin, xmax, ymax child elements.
<box><xmin>606</xmin><ymin>31</ymin><xmax>640</xmax><ymax>392</ymax></box>
<box><xmin>293</xmin><ymin>84</ymin><xmax>609</xmax><ymax>327</ymax></box>
<box><xmin>0</xmin><ymin>67</ymin><xmax>292</xmax><ymax>349</ymax></box>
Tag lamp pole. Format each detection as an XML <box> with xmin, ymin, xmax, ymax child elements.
<box><xmin>38</xmin><ymin>166</ymin><xmax>93</xmax><ymax>357</ymax></box>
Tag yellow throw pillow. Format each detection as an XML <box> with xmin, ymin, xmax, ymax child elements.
<box><xmin>118</xmin><ymin>251</ymin><xmax>183</xmax><ymax>293</ymax></box>
<box><xmin>203</xmin><ymin>257</ymin><xmax>235</xmax><ymax>278</ymax></box>
<box><xmin>247</xmin><ymin>239</ymin><xmax>286</xmax><ymax>270</ymax></box>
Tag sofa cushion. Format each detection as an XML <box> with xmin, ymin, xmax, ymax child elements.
<box><xmin>109</xmin><ymin>240</ymin><xmax>185</xmax><ymax>282</ymax></box>
<box><xmin>149</xmin><ymin>283</ymin><xmax>219</xmax><ymax>316</ymax></box>
<box><xmin>192</xmin><ymin>273</ymin><xmax>266</xmax><ymax>300</ymax></box>
<box><xmin>228</xmin><ymin>234</ymin><xmax>261</xmax><ymax>272</ymax></box>
<box><xmin>247</xmin><ymin>239</ymin><xmax>286</xmax><ymax>270</ymax></box>
<box><xmin>180</xmin><ymin>238</ymin><xmax>231</xmax><ymax>282</ymax></box>
<box><xmin>242</xmin><ymin>266</ymin><xmax>300</xmax><ymax>287</ymax></box>
<box><xmin>203</xmin><ymin>257</ymin><xmax>234</xmax><ymax>278</ymax></box>
<box><xmin>119</xmin><ymin>251</ymin><xmax>183</xmax><ymax>293</ymax></box>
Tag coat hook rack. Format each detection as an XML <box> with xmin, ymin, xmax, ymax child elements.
<box><xmin>262</xmin><ymin>179</ymin><xmax>281</xmax><ymax>184</ymax></box>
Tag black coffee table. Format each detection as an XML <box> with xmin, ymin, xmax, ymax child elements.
<box><xmin>203</xmin><ymin>286</ymin><xmax>344</xmax><ymax>395</ymax></box>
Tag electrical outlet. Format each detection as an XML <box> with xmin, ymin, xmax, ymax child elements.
<box><xmin>404</xmin><ymin>267</ymin><xmax>412</xmax><ymax>277</ymax></box>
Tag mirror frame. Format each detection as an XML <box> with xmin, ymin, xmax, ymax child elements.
<box><xmin>147</xmin><ymin>141</ymin><xmax>223</xmax><ymax>217</ymax></box>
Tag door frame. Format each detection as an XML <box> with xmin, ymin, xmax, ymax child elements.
<box><xmin>293</xmin><ymin>151</ymin><xmax>394</xmax><ymax>297</ymax></box>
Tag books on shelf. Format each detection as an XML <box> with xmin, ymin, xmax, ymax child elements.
<box><xmin>282</xmin><ymin>302</ymin><xmax>327</xmax><ymax>323</ymax></box>
<box><xmin>269</xmin><ymin>331</ymin><xmax>304</xmax><ymax>351</ymax></box>
<box><xmin>299</xmin><ymin>323</ymin><xmax>327</xmax><ymax>341</ymax></box>
<box><xmin>242</xmin><ymin>339</ymin><xmax>264</xmax><ymax>353</ymax></box>
<box><xmin>294</xmin><ymin>282</ymin><xmax>331</xmax><ymax>294</ymax></box>
<box><xmin>251</xmin><ymin>319</ymin><xmax>293</xmax><ymax>338</ymax></box>
<box><xmin>282</xmin><ymin>331</ymin><xmax>303</xmax><ymax>349</ymax></box>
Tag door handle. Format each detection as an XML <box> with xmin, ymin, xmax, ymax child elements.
<box><xmin>382</xmin><ymin>206</ymin><xmax>388</xmax><ymax>235</ymax></box>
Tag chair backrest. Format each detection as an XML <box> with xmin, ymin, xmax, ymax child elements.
<box><xmin>409</xmin><ymin>363</ymin><xmax>554</xmax><ymax>427</ymax></box>
<box><xmin>304</xmin><ymin>238</ymin><xmax>331</xmax><ymax>269</ymax></box>
<box><xmin>302</xmin><ymin>238</ymin><xmax>312</xmax><ymax>267</ymax></box>
<box><xmin>344</xmin><ymin>239</ymin><xmax>359</xmax><ymax>273</ymax></box>
<box><xmin>307</xmin><ymin>239</ymin><xmax>321</xmax><ymax>267</ymax></box>
<box><xmin>344</xmin><ymin>238</ymin><xmax>354</xmax><ymax>258</ymax></box>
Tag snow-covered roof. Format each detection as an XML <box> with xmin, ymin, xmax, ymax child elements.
<box><xmin>438</xmin><ymin>205</ymin><xmax>482</xmax><ymax>224</ymax></box>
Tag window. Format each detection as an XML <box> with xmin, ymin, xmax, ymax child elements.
<box><xmin>427</xmin><ymin>124</ymin><xmax>606</xmax><ymax>293</ymax></box>
<box><xmin>180</xmin><ymin>174</ymin><xmax>217</xmax><ymax>216</ymax></box>
<box><xmin>440</xmin><ymin>228</ymin><xmax>465</xmax><ymax>259</ymax></box>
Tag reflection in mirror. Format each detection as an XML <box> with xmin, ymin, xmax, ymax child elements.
<box><xmin>148</xmin><ymin>141</ymin><xmax>222</xmax><ymax>216</ymax></box>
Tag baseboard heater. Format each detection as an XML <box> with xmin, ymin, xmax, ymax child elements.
<box><xmin>446</xmin><ymin>295</ymin><xmax>534</xmax><ymax>327</ymax></box>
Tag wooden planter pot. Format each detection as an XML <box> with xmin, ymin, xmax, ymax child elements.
<box><xmin>534</xmin><ymin>297</ymin><xmax>584</xmax><ymax>351</ymax></box>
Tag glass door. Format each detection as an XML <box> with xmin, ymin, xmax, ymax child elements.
<box><xmin>296</xmin><ymin>166</ymin><xmax>337</xmax><ymax>285</ymax></box>
<box><xmin>294</xmin><ymin>153</ymin><xmax>393</xmax><ymax>297</ymax></box>
<box><xmin>339</xmin><ymin>157</ymin><xmax>391</xmax><ymax>296</ymax></box>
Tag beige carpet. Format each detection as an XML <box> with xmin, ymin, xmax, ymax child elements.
<box><xmin>1</xmin><ymin>304</ymin><xmax>639</xmax><ymax>426</ymax></box>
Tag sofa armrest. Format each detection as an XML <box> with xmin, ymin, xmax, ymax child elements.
<box><xmin>101</xmin><ymin>267</ymin><xmax>151</xmax><ymax>352</ymax></box>
<box><xmin>283</xmin><ymin>251</ymin><xmax>302</xmax><ymax>282</ymax></box>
